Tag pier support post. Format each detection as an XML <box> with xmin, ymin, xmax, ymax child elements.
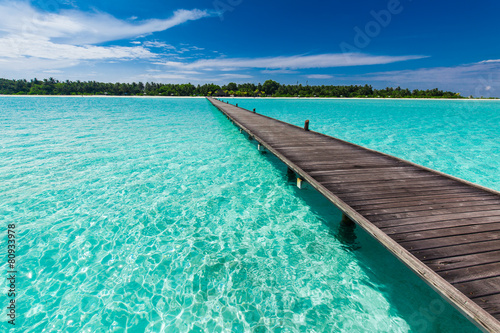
<box><xmin>337</xmin><ymin>213</ymin><xmax>357</xmax><ymax>248</ymax></box>
<box><xmin>341</xmin><ymin>213</ymin><xmax>355</xmax><ymax>225</ymax></box>
<box><xmin>304</xmin><ymin>120</ymin><xmax>310</xmax><ymax>131</ymax></box>
<box><xmin>297</xmin><ymin>178</ymin><xmax>303</xmax><ymax>189</ymax></box>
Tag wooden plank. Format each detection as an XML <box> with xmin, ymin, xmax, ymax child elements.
<box><xmin>361</xmin><ymin>200</ymin><xmax>500</xmax><ymax>216</ymax></box>
<box><xmin>425</xmin><ymin>250</ymin><xmax>500</xmax><ymax>271</ymax></box>
<box><xmin>279</xmin><ymin>147</ymin><xmax>394</xmax><ymax>154</ymax></box>
<box><xmin>342</xmin><ymin>191</ymin><xmax>483</xmax><ymax>205</ymax></box>
<box><xmin>343</xmin><ymin>191</ymin><xmax>486</xmax><ymax>206</ymax></box>
<box><xmin>307</xmin><ymin>166</ymin><xmax>424</xmax><ymax>177</ymax></box>
<box><xmin>370</xmin><ymin>209</ymin><xmax>500</xmax><ymax>225</ymax></box>
<box><xmin>436</xmin><ymin>262</ymin><xmax>500</xmax><ymax>284</ymax></box>
<box><xmin>329</xmin><ymin>187</ymin><xmax>476</xmax><ymax>200</ymax></box>
<box><xmin>298</xmin><ymin>159</ymin><xmax>405</xmax><ymax>168</ymax></box>
<box><xmin>454</xmin><ymin>276</ymin><xmax>500</xmax><ymax>298</ymax></box>
<box><xmin>377</xmin><ymin>214</ymin><xmax>500</xmax><ymax>231</ymax></box>
<box><xmin>350</xmin><ymin>195</ymin><xmax>499</xmax><ymax>211</ymax></box>
<box><xmin>321</xmin><ymin>176</ymin><xmax>455</xmax><ymax>189</ymax></box>
<box><xmin>470</xmin><ymin>294</ymin><xmax>500</xmax><ymax>317</ymax></box>
<box><xmin>379</xmin><ymin>216</ymin><xmax>500</xmax><ymax>234</ymax></box>
<box><xmin>411</xmin><ymin>239</ymin><xmax>500</xmax><ymax>261</ymax></box>
<box><xmin>398</xmin><ymin>231</ymin><xmax>500</xmax><ymax>251</ymax></box>
<box><xmin>310</xmin><ymin>165</ymin><xmax>418</xmax><ymax>172</ymax></box>
<box><xmin>277</xmin><ymin>145</ymin><xmax>372</xmax><ymax>151</ymax></box>
<box><xmin>322</xmin><ymin>183</ymin><xmax>468</xmax><ymax>198</ymax></box>
<box><xmin>313</xmin><ymin>173</ymin><xmax>437</xmax><ymax>184</ymax></box>
<box><xmin>351</xmin><ymin>203</ymin><xmax>500</xmax><ymax>220</ymax></box>
<box><xmin>389</xmin><ymin>222</ymin><xmax>500</xmax><ymax>242</ymax></box>
<box><xmin>292</xmin><ymin>158</ymin><xmax>398</xmax><ymax>166</ymax></box>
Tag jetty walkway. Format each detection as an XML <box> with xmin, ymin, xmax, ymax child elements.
<box><xmin>207</xmin><ymin>97</ymin><xmax>500</xmax><ymax>332</ymax></box>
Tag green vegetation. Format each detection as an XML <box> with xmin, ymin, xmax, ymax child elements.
<box><xmin>0</xmin><ymin>78</ymin><xmax>464</xmax><ymax>98</ymax></box>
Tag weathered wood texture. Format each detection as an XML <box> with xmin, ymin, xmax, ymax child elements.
<box><xmin>207</xmin><ymin>97</ymin><xmax>500</xmax><ymax>332</ymax></box>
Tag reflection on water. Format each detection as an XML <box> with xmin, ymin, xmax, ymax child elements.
<box><xmin>336</xmin><ymin>214</ymin><xmax>360</xmax><ymax>251</ymax></box>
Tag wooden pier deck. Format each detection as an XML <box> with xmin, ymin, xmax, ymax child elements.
<box><xmin>207</xmin><ymin>97</ymin><xmax>500</xmax><ymax>332</ymax></box>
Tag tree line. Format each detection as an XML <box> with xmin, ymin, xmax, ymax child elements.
<box><xmin>0</xmin><ymin>78</ymin><xmax>464</xmax><ymax>98</ymax></box>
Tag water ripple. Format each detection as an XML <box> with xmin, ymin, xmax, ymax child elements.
<box><xmin>0</xmin><ymin>97</ymin><xmax>481</xmax><ymax>332</ymax></box>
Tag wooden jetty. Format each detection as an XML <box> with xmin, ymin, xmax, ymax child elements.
<box><xmin>207</xmin><ymin>97</ymin><xmax>500</xmax><ymax>332</ymax></box>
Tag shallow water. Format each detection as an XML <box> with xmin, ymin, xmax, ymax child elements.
<box><xmin>0</xmin><ymin>97</ymin><xmax>482</xmax><ymax>332</ymax></box>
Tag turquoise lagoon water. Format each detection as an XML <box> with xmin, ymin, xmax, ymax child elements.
<box><xmin>0</xmin><ymin>97</ymin><xmax>486</xmax><ymax>332</ymax></box>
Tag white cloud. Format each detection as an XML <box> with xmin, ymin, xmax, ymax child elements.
<box><xmin>0</xmin><ymin>57</ymin><xmax>78</xmax><ymax>72</ymax></box>
<box><xmin>261</xmin><ymin>69</ymin><xmax>299</xmax><ymax>74</ymax></box>
<box><xmin>159</xmin><ymin>53</ymin><xmax>427</xmax><ymax>70</ymax></box>
<box><xmin>0</xmin><ymin>2</ymin><xmax>214</xmax><ymax>44</ymax></box>
<box><xmin>143</xmin><ymin>41</ymin><xmax>176</xmax><ymax>49</ymax></box>
<box><xmin>479</xmin><ymin>59</ymin><xmax>500</xmax><ymax>64</ymax></box>
<box><xmin>0</xmin><ymin>35</ymin><xmax>154</xmax><ymax>60</ymax></box>
<box><xmin>137</xmin><ymin>71</ymin><xmax>251</xmax><ymax>83</ymax></box>
<box><xmin>141</xmin><ymin>73</ymin><xmax>191</xmax><ymax>80</ymax></box>
<box><xmin>306</xmin><ymin>74</ymin><xmax>333</xmax><ymax>79</ymax></box>
<box><xmin>361</xmin><ymin>60</ymin><xmax>499</xmax><ymax>83</ymax></box>
<box><xmin>357</xmin><ymin>60</ymin><xmax>500</xmax><ymax>97</ymax></box>
<box><xmin>177</xmin><ymin>70</ymin><xmax>203</xmax><ymax>75</ymax></box>
<box><xmin>219</xmin><ymin>73</ymin><xmax>253</xmax><ymax>79</ymax></box>
<box><xmin>0</xmin><ymin>1</ymin><xmax>214</xmax><ymax>73</ymax></box>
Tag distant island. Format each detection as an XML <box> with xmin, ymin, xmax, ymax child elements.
<box><xmin>0</xmin><ymin>78</ymin><xmax>470</xmax><ymax>98</ymax></box>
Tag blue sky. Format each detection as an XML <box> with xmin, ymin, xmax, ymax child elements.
<box><xmin>0</xmin><ymin>0</ymin><xmax>499</xmax><ymax>96</ymax></box>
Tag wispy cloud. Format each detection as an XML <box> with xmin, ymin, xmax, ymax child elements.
<box><xmin>219</xmin><ymin>73</ymin><xmax>253</xmax><ymax>79</ymax></box>
<box><xmin>0</xmin><ymin>35</ymin><xmax>154</xmax><ymax>60</ymax></box>
<box><xmin>479</xmin><ymin>59</ymin><xmax>500</xmax><ymax>64</ymax></box>
<box><xmin>0</xmin><ymin>2</ymin><xmax>214</xmax><ymax>44</ymax></box>
<box><xmin>138</xmin><ymin>72</ymin><xmax>252</xmax><ymax>83</ymax></box>
<box><xmin>306</xmin><ymin>74</ymin><xmax>333</xmax><ymax>79</ymax></box>
<box><xmin>261</xmin><ymin>69</ymin><xmax>299</xmax><ymax>74</ymax></box>
<box><xmin>0</xmin><ymin>1</ymin><xmax>214</xmax><ymax>71</ymax></box>
<box><xmin>0</xmin><ymin>57</ymin><xmax>79</xmax><ymax>72</ymax></box>
<box><xmin>43</xmin><ymin>70</ymin><xmax>64</xmax><ymax>74</ymax></box>
<box><xmin>143</xmin><ymin>41</ymin><xmax>176</xmax><ymax>49</ymax></box>
<box><xmin>159</xmin><ymin>53</ymin><xmax>427</xmax><ymax>70</ymax></box>
<box><xmin>358</xmin><ymin>60</ymin><xmax>500</xmax><ymax>96</ymax></box>
<box><xmin>140</xmin><ymin>73</ymin><xmax>192</xmax><ymax>80</ymax></box>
